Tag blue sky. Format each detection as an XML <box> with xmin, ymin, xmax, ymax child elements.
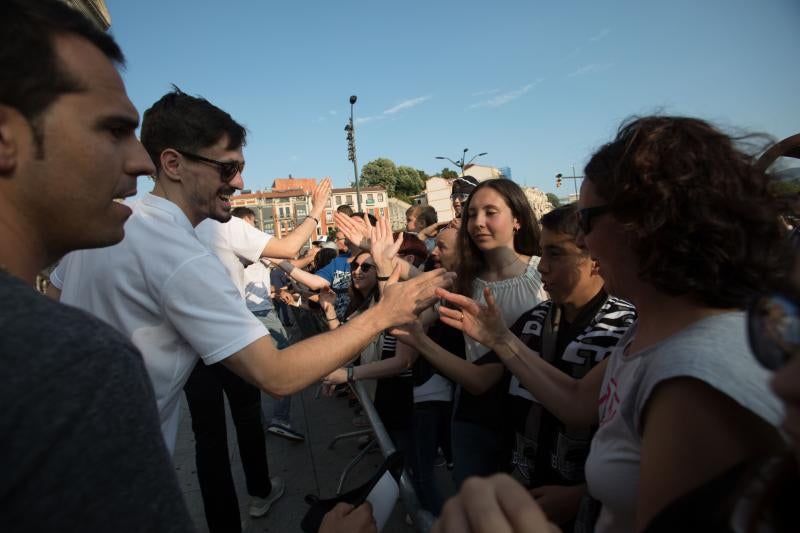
<box><xmin>107</xmin><ymin>0</ymin><xmax>800</xmax><ymax>196</ymax></box>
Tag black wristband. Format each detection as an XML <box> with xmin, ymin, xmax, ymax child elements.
<box><xmin>376</xmin><ymin>275</ymin><xmax>390</xmax><ymax>281</ymax></box>
<box><xmin>306</xmin><ymin>215</ymin><xmax>320</xmax><ymax>225</ymax></box>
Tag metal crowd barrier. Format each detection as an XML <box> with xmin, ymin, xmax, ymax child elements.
<box><xmin>332</xmin><ymin>380</ymin><xmax>436</xmax><ymax>533</ymax></box>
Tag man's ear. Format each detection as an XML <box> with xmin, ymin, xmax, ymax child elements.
<box><xmin>159</xmin><ymin>148</ymin><xmax>183</xmax><ymax>182</ymax></box>
<box><xmin>0</xmin><ymin>105</ymin><xmax>28</xmax><ymax>176</ymax></box>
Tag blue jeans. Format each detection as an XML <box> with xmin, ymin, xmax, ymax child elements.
<box><xmin>253</xmin><ymin>308</ymin><xmax>292</xmax><ymax>424</ymax></box>
<box><xmin>410</xmin><ymin>401</ymin><xmax>452</xmax><ymax>515</ymax></box>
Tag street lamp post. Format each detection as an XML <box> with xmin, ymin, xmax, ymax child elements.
<box><xmin>435</xmin><ymin>148</ymin><xmax>488</xmax><ymax>176</ymax></box>
<box><xmin>345</xmin><ymin>95</ymin><xmax>363</xmax><ymax>212</ymax></box>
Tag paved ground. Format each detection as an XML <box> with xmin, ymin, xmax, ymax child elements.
<box><xmin>173</xmin><ymin>383</ymin><xmax>454</xmax><ymax>532</ymax></box>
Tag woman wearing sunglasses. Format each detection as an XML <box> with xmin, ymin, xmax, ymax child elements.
<box><xmin>437</xmin><ymin>116</ymin><xmax>789</xmax><ymax>532</ymax></box>
<box><xmin>321</xmin><ymin>234</ymin><xmax>431</xmax><ymax>451</ymax></box>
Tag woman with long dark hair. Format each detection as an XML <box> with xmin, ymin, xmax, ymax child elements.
<box><xmin>448</xmin><ymin>179</ymin><xmax>548</xmax><ymax>486</ymax></box>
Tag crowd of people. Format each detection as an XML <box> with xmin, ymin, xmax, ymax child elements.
<box><xmin>1</xmin><ymin>1</ymin><xmax>798</xmax><ymax>533</ymax></box>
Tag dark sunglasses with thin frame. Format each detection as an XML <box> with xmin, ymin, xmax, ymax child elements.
<box><xmin>175</xmin><ymin>149</ymin><xmax>244</xmax><ymax>183</ymax></box>
<box><xmin>353</xmin><ymin>261</ymin><xmax>375</xmax><ymax>273</ymax></box>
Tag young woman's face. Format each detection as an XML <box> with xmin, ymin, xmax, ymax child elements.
<box><xmin>351</xmin><ymin>253</ymin><xmax>377</xmax><ymax>294</ymax></box>
<box><xmin>466</xmin><ymin>187</ymin><xmax>519</xmax><ymax>252</ymax></box>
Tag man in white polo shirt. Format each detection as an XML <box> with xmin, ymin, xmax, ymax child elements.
<box><xmin>53</xmin><ymin>88</ymin><xmax>453</xmax><ymax>463</ymax></box>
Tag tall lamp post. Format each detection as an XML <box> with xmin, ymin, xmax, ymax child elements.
<box><xmin>345</xmin><ymin>95</ymin><xmax>363</xmax><ymax>212</ymax></box>
<box><xmin>435</xmin><ymin>148</ymin><xmax>488</xmax><ymax>176</ymax></box>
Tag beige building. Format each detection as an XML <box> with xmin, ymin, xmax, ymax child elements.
<box><xmin>388</xmin><ymin>198</ymin><xmax>412</xmax><ymax>232</ymax></box>
<box><xmin>61</xmin><ymin>0</ymin><xmax>111</xmax><ymax>29</ymax></box>
<box><xmin>230</xmin><ymin>188</ymin><xmax>323</xmax><ymax>241</ymax></box>
<box><xmin>461</xmin><ymin>163</ymin><xmax>505</xmax><ymax>181</ymax></box>
<box><xmin>330</xmin><ymin>186</ymin><xmax>389</xmax><ymax>222</ymax></box>
<box><xmin>423</xmin><ymin>176</ymin><xmax>456</xmax><ymax>223</ymax></box>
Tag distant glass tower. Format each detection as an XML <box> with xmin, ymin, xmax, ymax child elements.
<box><xmin>499</xmin><ymin>167</ymin><xmax>512</xmax><ymax>180</ymax></box>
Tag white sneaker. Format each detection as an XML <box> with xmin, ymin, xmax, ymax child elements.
<box><xmin>248</xmin><ymin>476</ymin><xmax>285</xmax><ymax>518</ymax></box>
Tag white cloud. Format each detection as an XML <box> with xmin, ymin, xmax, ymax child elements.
<box><xmin>469</xmin><ymin>80</ymin><xmax>542</xmax><ymax>109</ymax></box>
<box><xmin>589</xmin><ymin>27</ymin><xmax>611</xmax><ymax>42</ymax></box>
<box><xmin>383</xmin><ymin>95</ymin><xmax>431</xmax><ymax>115</ymax></box>
<box><xmin>471</xmin><ymin>88</ymin><xmax>500</xmax><ymax>97</ymax></box>
<box><xmin>355</xmin><ymin>115</ymin><xmax>383</xmax><ymax>125</ymax></box>
<box><xmin>567</xmin><ymin>62</ymin><xmax>613</xmax><ymax>78</ymax></box>
<box><xmin>354</xmin><ymin>95</ymin><xmax>431</xmax><ymax>126</ymax></box>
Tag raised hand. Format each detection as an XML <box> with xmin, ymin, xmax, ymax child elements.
<box><xmin>311</xmin><ymin>178</ymin><xmax>332</xmax><ymax>217</ymax></box>
<box><xmin>375</xmin><ymin>265</ymin><xmax>456</xmax><ymax>329</ymax></box>
<box><xmin>436</xmin><ymin>286</ymin><xmax>512</xmax><ymax>350</ymax></box>
<box><xmin>334</xmin><ymin>212</ymin><xmax>371</xmax><ymax>251</ymax></box>
<box><xmin>318</xmin><ymin>287</ymin><xmax>337</xmax><ymax>312</ymax></box>
<box><xmin>418</xmin><ymin>220</ymin><xmax>450</xmax><ymax>240</ymax></box>
<box><xmin>370</xmin><ymin>216</ymin><xmax>403</xmax><ymax>276</ymax></box>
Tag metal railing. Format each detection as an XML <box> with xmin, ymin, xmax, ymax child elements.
<box><xmin>333</xmin><ymin>380</ymin><xmax>435</xmax><ymax>532</ymax></box>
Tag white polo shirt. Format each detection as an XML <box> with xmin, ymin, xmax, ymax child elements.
<box><xmin>52</xmin><ymin>194</ymin><xmax>267</xmax><ymax>454</ymax></box>
<box><xmin>195</xmin><ymin>217</ymin><xmax>271</xmax><ymax>296</ymax></box>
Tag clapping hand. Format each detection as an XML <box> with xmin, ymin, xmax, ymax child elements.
<box><xmin>334</xmin><ymin>212</ymin><xmax>371</xmax><ymax>251</ymax></box>
<box><xmin>370</xmin><ymin>216</ymin><xmax>403</xmax><ymax>277</ymax></box>
<box><xmin>311</xmin><ymin>178</ymin><xmax>332</xmax><ymax>218</ymax></box>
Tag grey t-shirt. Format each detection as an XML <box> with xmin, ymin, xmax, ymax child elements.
<box><xmin>584</xmin><ymin>312</ymin><xmax>783</xmax><ymax>533</ymax></box>
<box><xmin>0</xmin><ymin>271</ymin><xmax>194</xmax><ymax>532</ymax></box>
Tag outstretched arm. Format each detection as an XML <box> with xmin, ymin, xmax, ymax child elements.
<box><xmin>437</xmin><ymin>287</ymin><xmax>603</xmax><ymax>427</ymax></box>
<box><xmin>272</xmin><ymin>259</ymin><xmax>331</xmax><ymax>290</ymax></box>
<box><xmin>323</xmin><ymin>338</ymin><xmax>420</xmax><ymax>387</ymax></box>
<box><xmin>396</xmin><ymin>321</ymin><xmax>503</xmax><ymax>396</ymax></box>
<box><xmin>262</xmin><ymin>178</ymin><xmax>331</xmax><ymax>258</ymax></box>
<box><xmin>224</xmin><ymin>266</ymin><xmax>455</xmax><ymax>396</ymax></box>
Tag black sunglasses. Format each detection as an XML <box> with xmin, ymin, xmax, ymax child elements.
<box><xmin>175</xmin><ymin>149</ymin><xmax>244</xmax><ymax>183</ymax></box>
<box><xmin>577</xmin><ymin>205</ymin><xmax>612</xmax><ymax>235</ymax></box>
<box><xmin>748</xmin><ymin>292</ymin><xmax>800</xmax><ymax>371</ymax></box>
<box><xmin>353</xmin><ymin>261</ymin><xmax>375</xmax><ymax>273</ymax></box>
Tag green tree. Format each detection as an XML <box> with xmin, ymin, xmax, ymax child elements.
<box><xmin>546</xmin><ymin>192</ymin><xmax>561</xmax><ymax>207</ymax></box>
<box><xmin>440</xmin><ymin>167</ymin><xmax>459</xmax><ymax>180</ymax></box>
<box><xmin>395</xmin><ymin>165</ymin><xmax>425</xmax><ymax>198</ymax></box>
<box><xmin>360</xmin><ymin>158</ymin><xmax>398</xmax><ymax>195</ymax></box>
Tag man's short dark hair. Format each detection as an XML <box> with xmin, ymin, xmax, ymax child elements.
<box><xmin>231</xmin><ymin>206</ymin><xmax>255</xmax><ymax>219</ymax></box>
<box><xmin>336</xmin><ymin>204</ymin><xmax>354</xmax><ymax>216</ymax></box>
<box><xmin>1</xmin><ymin>0</ymin><xmax>124</xmax><ymax>152</ymax></box>
<box><xmin>541</xmin><ymin>203</ymin><xmax>580</xmax><ymax>239</ymax></box>
<box><xmin>140</xmin><ymin>87</ymin><xmax>246</xmax><ymax>174</ymax></box>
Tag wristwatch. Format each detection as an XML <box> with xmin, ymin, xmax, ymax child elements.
<box><xmin>346</xmin><ymin>366</ymin><xmax>355</xmax><ymax>384</ymax></box>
